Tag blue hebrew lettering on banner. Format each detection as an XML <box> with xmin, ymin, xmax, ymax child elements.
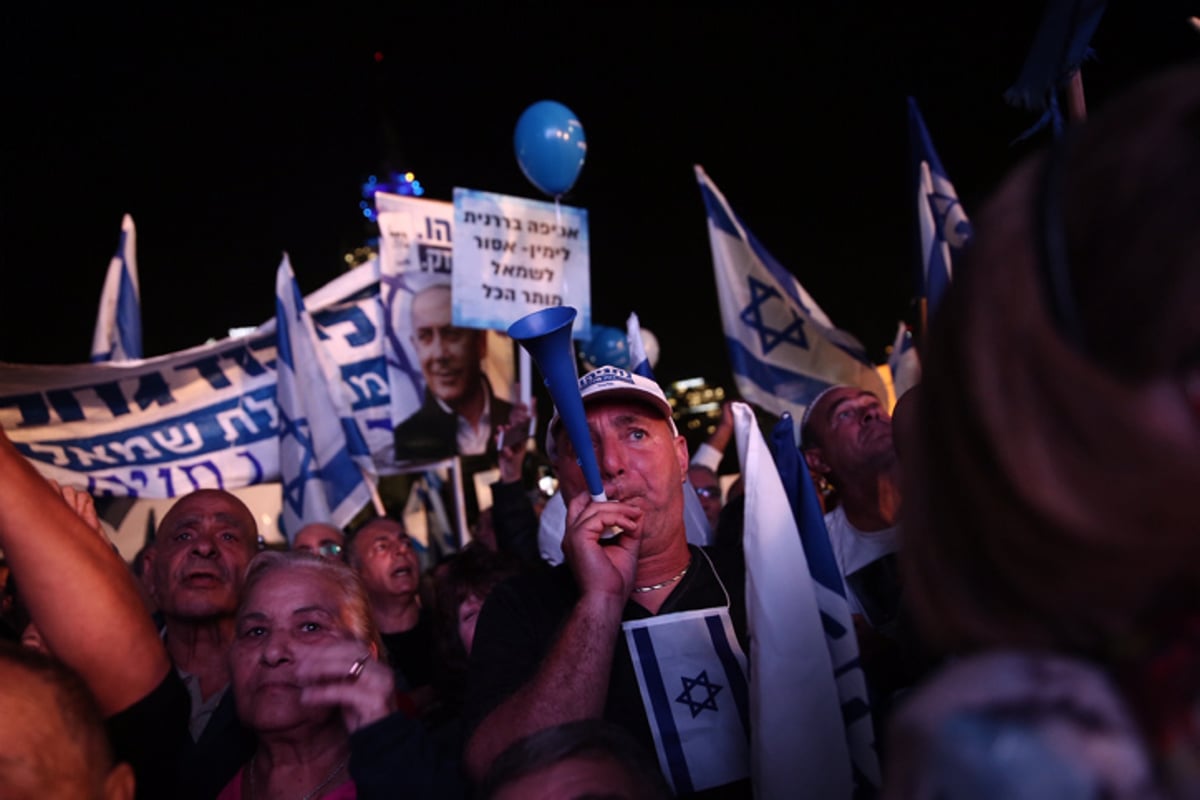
<box><xmin>0</xmin><ymin>272</ymin><xmax>391</xmax><ymax>497</ymax></box>
<box><xmin>12</xmin><ymin>386</ymin><xmax>278</xmax><ymax>470</ymax></box>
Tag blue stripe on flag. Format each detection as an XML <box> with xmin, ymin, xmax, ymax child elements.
<box><xmin>116</xmin><ymin>257</ymin><xmax>142</xmax><ymax>359</ymax></box>
<box><xmin>319</xmin><ymin>444</ymin><xmax>364</xmax><ymax>508</ymax></box>
<box><xmin>698</xmin><ymin>180</ymin><xmax>739</xmax><ymax>240</ymax></box>
<box><xmin>340</xmin><ymin>417</ymin><xmax>371</xmax><ymax>456</ymax></box>
<box><xmin>275</xmin><ymin>297</ymin><xmax>295</xmax><ymax>370</ymax></box>
<box><xmin>771</xmin><ymin>414</ymin><xmax>849</xmax><ymax>598</ymax></box>
<box><xmin>821</xmin><ymin>611</ymin><xmax>849</xmax><ymax>638</ymax></box>
<box><xmin>842</xmin><ymin>698</ymin><xmax>872</xmax><ymax>726</ymax></box>
<box><xmin>630</xmin><ymin>627</ymin><xmax>694</xmax><ymax>796</ymax></box>
<box><xmin>704</xmin><ymin>615</ymin><xmax>750</xmax><ymax>738</ymax></box>
<box><xmin>724</xmin><ymin>336</ymin><xmax>834</xmax><ymax>402</ymax></box>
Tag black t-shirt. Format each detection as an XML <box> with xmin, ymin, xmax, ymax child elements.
<box><xmin>464</xmin><ymin>545</ymin><xmax>749</xmax><ymax>796</ymax></box>
<box><xmin>381</xmin><ymin>609</ymin><xmax>435</xmax><ymax>691</ymax></box>
<box><xmin>106</xmin><ymin>669</ymin><xmax>191</xmax><ymax>800</ymax></box>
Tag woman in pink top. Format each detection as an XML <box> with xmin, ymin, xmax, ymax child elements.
<box><xmin>217</xmin><ymin>550</ymin><xmax>462</xmax><ymax>800</ymax></box>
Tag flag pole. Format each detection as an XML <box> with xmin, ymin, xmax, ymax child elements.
<box><xmin>918</xmin><ymin>297</ymin><xmax>929</xmax><ymax>350</ymax></box>
<box><xmin>360</xmin><ymin>466</ymin><xmax>386</xmax><ymax>517</ymax></box>
<box><xmin>1064</xmin><ymin>70</ymin><xmax>1088</xmax><ymax>123</ymax></box>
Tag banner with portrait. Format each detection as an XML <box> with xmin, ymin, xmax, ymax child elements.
<box><xmin>375</xmin><ymin>191</ymin><xmax>516</xmax><ymax>468</ymax></box>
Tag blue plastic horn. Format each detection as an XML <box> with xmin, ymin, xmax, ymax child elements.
<box><xmin>507</xmin><ymin>307</ymin><xmax>607</xmax><ymax>502</ymax></box>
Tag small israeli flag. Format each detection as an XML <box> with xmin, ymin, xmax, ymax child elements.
<box><xmin>626</xmin><ymin>311</ymin><xmax>655</xmax><ymax>380</ymax></box>
<box><xmin>91</xmin><ymin>214</ymin><xmax>143</xmax><ymax>362</ymax></box>
<box><xmin>275</xmin><ymin>255</ymin><xmax>377</xmax><ymax>538</ymax></box>
<box><xmin>624</xmin><ymin>607</ymin><xmax>750</xmax><ymax>795</ymax></box>
<box><xmin>908</xmin><ymin>99</ymin><xmax>972</xmax><ymax>317</ymax></box>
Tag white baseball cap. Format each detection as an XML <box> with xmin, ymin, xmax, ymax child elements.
<box><xmin>546</xmin><ymin>366</ymin><xmax>677</xmax><ymax>458</ymax></box>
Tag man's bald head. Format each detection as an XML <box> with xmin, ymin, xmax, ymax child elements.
<box><xmin>0</xmin><ymin>643</ymin><xmax>134</xmax><ymax>799</ymax></box>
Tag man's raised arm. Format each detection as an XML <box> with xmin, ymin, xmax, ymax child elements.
<box><xmin>0</xmin><ymin>428</ymin><xmax>169</xmax><ymax>715</ymax></box>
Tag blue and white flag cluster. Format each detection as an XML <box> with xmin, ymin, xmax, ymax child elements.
<box><xmin>91</xmin><ymin>214</ymin><xmax>143</xmax><ymax>363</ymax></box>
<box><xmin>624</xmin><ymin>606</ymin><xmax>750</xmax><ymax>795</ymax></box>
<box><xmin>908</xmin><ymin>99</ymin><xmax>972</xmax><ymax>317</ymax></box>
<box><xmin>769</xmin><ymin>412</ymin><xmax>881</xmax><ymax>796</ymax></box>
<box><xmin>274</xmin><ymin>256</ymin><xmax>378</xmax><ymax>537</ymax></box>
<box><xmin>695</xmin><ymin>166</ymin><xmax>887</xmax><ymax>432</ymax></box>
<box><xmin>732</xmin><ymin>401</ymin><xmax>856</xmax><ymax>798</ymax></box>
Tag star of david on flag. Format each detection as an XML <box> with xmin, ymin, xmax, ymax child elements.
<box><xmin>676</xmin><ymin>670</ymin><xmax>723</xmax><ymax>718</ymax></box>
<box><xmin>624</xmin><ymin>607</ymin><xmax>750</xmax><ymax>795</ymax></box>
<box><xmin>695</xmin><ymin>165</ymin><xmax>887</xmax><ymax>432</ymax></box>
<box><xmin>740</xmin><ymin>276</ymin><xmax>810</xmax><ymax>354</ymax></box>
<box><xmin>275</xmin><ymin>255</ymin><xmax>378</xmax><ymax>538</ymax></box>
<box><xmin>908</xmin><ymin>98</ymin><xmax>972</xmax><ymax>318</ymax></box>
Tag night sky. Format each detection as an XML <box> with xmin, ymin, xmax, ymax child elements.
<box><xmin>2</xmin><ymin>4</ymin><xmax>1196</xmax><ymax>393</ymax></box>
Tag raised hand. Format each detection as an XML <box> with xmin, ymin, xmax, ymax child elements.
<box><xmin>560</xmin><ymin>491</ymin><xmax>644</xmax><ymax>602</ymax></box>
<box><xmin>294</xmin><ymin>638</ymin><xmax>398</xmax><ymax>734</ymax></box>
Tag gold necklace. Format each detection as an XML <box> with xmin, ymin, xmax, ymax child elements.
<box><xmin>633</xmin><ymin>564</ymin><xmax>689</xmax><ymax>593</ymax></box>
<box><xmin>247</xmin><ymin>753</ymin><xmax>349</xmax><ymax>800</ymax></box>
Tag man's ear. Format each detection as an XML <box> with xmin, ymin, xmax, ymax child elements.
<box><xmin>104</xmin><ymin>761</ymin><xmax>136</xmax><ymax>800</ymax></box>
<box><xmin>804</xmin><ymin>447</ymin><xmax>831</xmax><ymax>476</ymax></box>
<box><xmin>673</xmin><ymin>435</ymin><xmax>689</xmax><ymax>479</ymax></box>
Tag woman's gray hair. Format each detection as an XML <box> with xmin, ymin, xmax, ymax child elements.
<box><xmin>238</xmin><ymin>550</ymin><xmax>386</xmax><ymax>663</ymax></box>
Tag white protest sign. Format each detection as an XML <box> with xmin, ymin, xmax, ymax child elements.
<box><xmin>450</xmin><ymin>188</ymin><xmax>591</xmax><ymax>336</ymax></box>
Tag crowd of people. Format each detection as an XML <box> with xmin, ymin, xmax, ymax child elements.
<box><xmin>1</xmin><ymin>60</ymin><xmax>1197</xmax><ymax>798</ymax></box>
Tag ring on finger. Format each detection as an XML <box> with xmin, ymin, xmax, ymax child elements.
<box><xmin>347</xmin><ymin>654</ymin><xmax>370</xmax><ymax>681</ymax></box>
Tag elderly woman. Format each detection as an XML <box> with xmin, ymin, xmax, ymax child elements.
<box><xmin>219</xmin><ymin>550</ymin><xmax>462</xmax><ymax>799</ymax></box>
<box><xmin>883</xmin><ymin>62</ymin><xmax>1200</xmax><ymax>798</ymax></box>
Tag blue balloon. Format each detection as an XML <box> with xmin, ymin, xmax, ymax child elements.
<box><xmin>579</xmin><ymin>325</ymin><xmax>630</xmax><ymax>371</ymax></box>
<box><xmin>514</xmin><ymin>100</ymin><xmax>587</xmax><ymax>197</ymax></box>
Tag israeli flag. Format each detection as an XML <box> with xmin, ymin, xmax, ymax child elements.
<box><xmin>732</xmin><ymin>401</ymin><xmax>855</xmax><ymax>799</ymax></box>
<box><xmin>626</xmin><ymin>311</ymin><xmax>655</xmax><ymax>380</ymax></box>
<box><xmin>275</xmin><ymin>255</ymin><xmax>376</xmax><ymax>538</ymax></box>
<box><xmin>624</xmin><ymin>607</ymin><xmax>750</xmax><ymax>795</ymax></box>
<box><xmin>695</xmin><ymin>166</ymin><xmax>887</xmax><ymax>429</ymax></box>
<box><xmin>1005</xmin><ymin>0</ymin><xmax>1108</xmax><ymax>139</ymax></box>
<box><xmin>908</xmin><ymin>99</ymin><xmax>972</xmax><ymax>317</ymax></box>
<box><xmin>888</xmin><ymin>322</ymin><xmax>922</xmax><ymax>403</ymax></box>
<box><xmin>769</xmin><ymin>412</ymin><xmax>882</xmax><ymax>795</ymax></box>
<box><xmin>91</xmin><ymin>214</ymin><xmax>143</xmax><ymax>362</ymax></box>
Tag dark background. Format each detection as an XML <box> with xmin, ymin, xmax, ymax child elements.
<box><xmin>2</xmin><ymin>4</ymin><xmax>1196</xmax><ymax>392</ymax></box>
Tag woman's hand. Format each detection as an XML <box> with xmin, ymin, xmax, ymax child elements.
<box><xmin>294</xmin><ymin>639</ymin><xmax>398</xmax><ymax>734</ymax></box>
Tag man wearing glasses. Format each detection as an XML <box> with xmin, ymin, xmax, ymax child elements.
<box><xmin>290</xmin><ymin>522</ymin><xmax>345</xmax><ymax>560</ymax></box>
<box><xmin>687</xmin><ymin>465</ymin><xmax>723</xmax><ymax>533</ymax></box>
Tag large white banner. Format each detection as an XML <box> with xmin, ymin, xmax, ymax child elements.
<box><xmin>0</xmin><ymin>266</ymin><xmax>391</xmax><ymax>498</ymax></box>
